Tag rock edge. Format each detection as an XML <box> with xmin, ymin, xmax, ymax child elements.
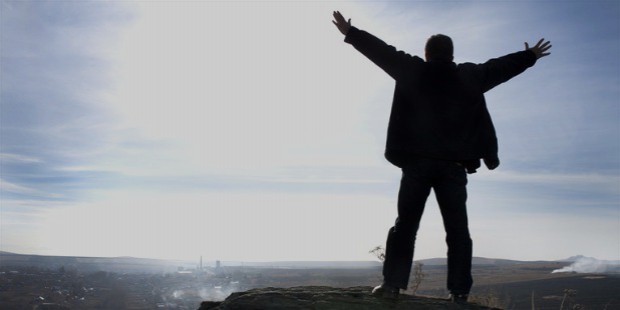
<box><xmin>198</xmin><ymin>286</ymin><xmax>500</xmax><ymax>309</ymax></box>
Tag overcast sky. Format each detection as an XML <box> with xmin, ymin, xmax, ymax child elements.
<box><xmin>1</xmin><ymin>0</ymin><xmax>618</xmax><ymax>263</ymax></box>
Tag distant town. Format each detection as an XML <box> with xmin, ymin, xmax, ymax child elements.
<box><xmin>0</xmin><ymin>252</ymin><xmax>384</xmax><ymax>309</ymax></box>
<box><xmin>2</xmin><ymin>260</ymin><xmax>252</xmax><ymax>309</ymax></box>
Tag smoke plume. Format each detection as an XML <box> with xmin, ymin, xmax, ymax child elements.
<box><xmin>552</xmin><ymin>256</ymin><xmax>615</xmax><ymax>273</ymax></box>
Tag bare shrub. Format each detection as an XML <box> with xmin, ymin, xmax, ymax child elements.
<box><xmin>369</xmin><ymin>246</ymin><xmax>385</xmax><ymax>262</ymax></box>
<box><xmin>409</xmin><ymin>262</ymin><xmax>425</xmax><ymax>294</ymax></box>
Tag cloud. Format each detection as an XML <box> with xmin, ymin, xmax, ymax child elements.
<box><xmin>0</xmin><ymin>153</ymin><xmax>42</xmax><ymax>164</ymax></box>
<box><xmin>1</xmin><ymin>2</ymin><xmax>133</xmax><ymax>202</ymax></box>
<box><xmin>1</xmin><ymin>1</ymin><xmax>618</xmax><ymax>263</ymax></box>
<box><xmin>0</xmin><ymin>179</ymin><xmax>45</xmax><ymax>196</ymax></box>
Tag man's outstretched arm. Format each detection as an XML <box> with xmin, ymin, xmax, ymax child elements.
<box><xmin>332</xmin><ymin>11</ymin><xmax>422</xmax><ymax>80</ymax></box>
<box><xmin>478</xmin><ymin>38</ymin><xmax>552</xmax><ymax>93</ymax></box>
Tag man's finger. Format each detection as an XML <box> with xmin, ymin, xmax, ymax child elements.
<box><xmin>524</xmin><ymin>42</ymin><xmax>529</xmax><ymax>49</ymax></box>
<box><xmin>536</xmin><ymin>38</ymin><xmax>545</xmax><ymax>47</ymax></box>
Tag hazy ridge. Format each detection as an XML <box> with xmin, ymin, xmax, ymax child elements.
<box><xmin>2</xmin><ymin>251</ymin><xmax>618</xmax><ymax>274</ymax></box>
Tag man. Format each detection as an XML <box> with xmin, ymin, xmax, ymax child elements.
<box><xmin>332</xmin><ymin>11</ymin><xmax>551</xmax><ymax>303</ymax></box>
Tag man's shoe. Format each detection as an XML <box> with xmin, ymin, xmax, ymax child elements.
<box><xmin>371</xmin><ymin>284</ymin><xmax>400</xmax><ymax>299</ymax></box>
<box><xmin>448</xmin><ymin>293</ymin><xmax>469</xmax><ymax>304</ymax></box>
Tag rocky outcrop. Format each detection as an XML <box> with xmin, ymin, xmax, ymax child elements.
<box><xmin>198</xmin><ymin>286</ymin><xmax>499</xmax><ymax>309</ymax></box>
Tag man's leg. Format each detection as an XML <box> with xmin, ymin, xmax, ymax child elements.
<box><xmin>434</xmin><ymin>162</ymin><xmax>473</xmax><ymax>296</ymax></box>
<box><xmin>382</xmin><ymin>162</ymin><xmax>432</xmax><ymax>289</ymax></box>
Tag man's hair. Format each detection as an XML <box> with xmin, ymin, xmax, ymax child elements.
<box><xmin>425</xmin><ymin>34</ymin><xmax>454</xmax><ymax>61</ymax></box>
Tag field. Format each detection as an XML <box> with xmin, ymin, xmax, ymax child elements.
<box><xmin>414</xmin><ymin>263</ymin><xmax>620</xmax><ymax>309</ymax></box>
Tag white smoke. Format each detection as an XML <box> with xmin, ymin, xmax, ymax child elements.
<box><xmin>552</xmin><ymin>256</ymin><xmax>613</xmax><ymax>273</ymax></box>
<box><xmin>198</xmin><ymin>286</ymin><xmax>235</xmax><ymax>301</ymax></box>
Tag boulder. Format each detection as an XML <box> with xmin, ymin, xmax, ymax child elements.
<box><xmin>198</xmin><ymin>286</ymin><xmax>499</xmax><ymax>309</ymax></box>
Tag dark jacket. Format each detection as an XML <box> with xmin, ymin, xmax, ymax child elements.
<box><xmin>344</xmin><ymin>27</ymin><xmax>537</xmax><ymax>172</ymax></box>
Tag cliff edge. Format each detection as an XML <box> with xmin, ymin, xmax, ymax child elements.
<box><xmin>198</xmin><ymin>286</ymin><xmax>499</xmax><ymax>309</ymax></box>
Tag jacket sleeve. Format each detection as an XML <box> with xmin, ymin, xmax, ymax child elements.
<box><xmin>344</xmin><ymin>27</ymin><xmax>423</xmax><ymax>80</ymax></box>
<box><xmin>477</xmin><ymin>50</ymin><xmax>537</xmax><ymax>93</ymax></box>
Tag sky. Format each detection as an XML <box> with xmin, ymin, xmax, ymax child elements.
<box><xmin>1</xmin><ymin>0</ymin><xmax>619</xmax><ymax>263</ymax></box>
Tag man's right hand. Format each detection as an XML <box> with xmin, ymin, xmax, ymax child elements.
<box><xmin>332</xmin><ymin>11</ymin><xmax>351</xmax><ymax>36</ymax></box>
<box><xmin>525</xmin><ymin>39</ymin><xmax>552</xmax><ymax>59</ymax></box>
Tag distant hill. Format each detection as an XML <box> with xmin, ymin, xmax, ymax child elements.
<box><xmin>222</xmin><ymin>257</ymin><xmax>556</xmax><ymax>268</ymax></box>
<box><xmin>416</xmin><ymin>256</ymin><xmax>542</xmax><ymax>266</ymax></box>
<box><xmin>225</xmin><ymin>260</ymin><xmax>383</xmax><ymax>268</ymax></box>
<box><xmin>0</xmin><ymin>252</ymin><xmax>190</xmax><ymax>273</ymax></box>
<box><xmin>3</xmin><ymin>251</ymin><xmax>614</xmax><ymax>273</ymax></box>
<box><xmin>560</xmin><ymin>254</ymin><xmax>620</xmax><ymax>264</ymax></box>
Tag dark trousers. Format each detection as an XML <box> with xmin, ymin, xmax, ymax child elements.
<box><xmin>382</xmin><ymin>157</ymin><xmax>473</xmax><ymax>294</ymax></box>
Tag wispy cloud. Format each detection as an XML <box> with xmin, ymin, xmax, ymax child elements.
<box><xmin>0</xmin><ymin>153</ymin><xmax>42</xmax><ymax>164</ymax></box>
<box><xmin>1</xmin><ymin>1</ymin><xmax>133</xmax><ymax>203</ymax></box>
<box><xmin>0</xmin><ymin>178</ymin><xmax>57</xmax><ymax>197</ymax></box>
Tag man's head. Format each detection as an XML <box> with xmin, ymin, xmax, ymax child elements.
<box><xmin>425</xmin><ymin>34</ymin><xmax>454</xmax><ymax>62</ymax></box>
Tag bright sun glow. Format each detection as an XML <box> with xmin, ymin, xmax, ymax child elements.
<box><xmin>104</xmin><ymin>2</ymin><xmax>389</xmax><ymax>176</ymax></box>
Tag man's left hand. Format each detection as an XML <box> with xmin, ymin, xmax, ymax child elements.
<box><xmin>332</xmin><ymin>11</ymin><xmax>351</xmax><ymax>36</ymax></box>
<box><xmin>525</xmin><ymin>38</ymin><xmax>552</xmax><ymax>59</ymax></box>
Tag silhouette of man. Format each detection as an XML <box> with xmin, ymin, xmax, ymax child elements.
<box><xmin>332</xmin><ymin>11</ymin><xmax>551</xmax><ymax>303</ymax></box>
